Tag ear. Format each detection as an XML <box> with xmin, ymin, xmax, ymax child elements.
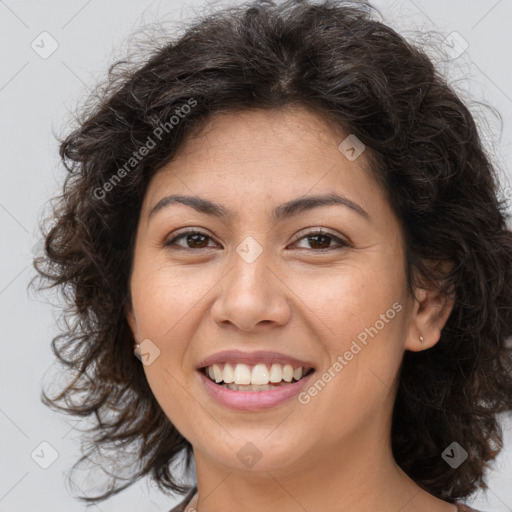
<box><xmin>405</xmin><ymin>270</ymin><xmax>455</xmax><ymax>353</ymax></box>
<box><xmin>125</xmin><ymin>301</ymin><xmax>138</xmax><ymax>345</ymax></box>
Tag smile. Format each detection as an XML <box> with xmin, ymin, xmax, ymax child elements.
<box><xmin>202</xmin><ymin>362</ymin><xmax>315</xmax><ymax>389</ymax></box>
<box><xmin>197</xmin><ymin>365</ymin><xmax>316</xmax><ymax>411</ymax></box>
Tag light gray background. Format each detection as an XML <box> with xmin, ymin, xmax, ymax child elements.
<box><xmin>1</xmin><ymin>0</ymin><xmax>511</xmax><ymax>511</ymax></box>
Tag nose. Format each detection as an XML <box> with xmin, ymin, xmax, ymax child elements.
<box><xmin>210</xmin><ymin>246</ymin><xmax>292</xmax><ymax>332</ymax></box>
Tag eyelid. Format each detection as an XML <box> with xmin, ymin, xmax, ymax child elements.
<box><xmin>165</xmin><ymin>227</ymin><xmax>218</xmax><ymax>248</ymax></box>
<box><xmin>165</xmin><ymin>226</ymin><xmax>351</xmax><ymax>251</ymax></box>
<box><xmin>290</xmin><ymin>227</ymin><xmax>349</xmax><ymax>245</ymax></box>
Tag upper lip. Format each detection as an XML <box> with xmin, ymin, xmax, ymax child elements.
<box><xmin>197</xmin><ymin>350</ymin><xmax>316</xmax><ymax>370</ymax></box>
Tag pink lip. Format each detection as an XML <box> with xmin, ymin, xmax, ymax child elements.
<box><xmin>197</xmin><ymin>369</ymin><xmax>316</xmax><ymax>411</ymax></box>
<box><xmin>196</xmin><ymin>350</ymin><xmax>315</xmax><ymax>370</ymax></box>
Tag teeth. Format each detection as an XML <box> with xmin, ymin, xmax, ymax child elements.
<box><xmin>269</xmin><ymin>363</ymin><xmax>283</xmax><ymax>383</ymax></box>
<box><xmin>204</xmin><ymin>362</ymin><xmax>310</xmax><ymax>385</ymax></box>
<box><xmin>222</xmin><ymin>382</ymin><xmax>289</xmax><ymax>391</ymax></box>
<box><xmin>234</xmin><ymin>364</ymin><xmax>251</xmax><ymax>385</ymax></box>
<box><xmin>293</xmin><ymin>366</ymin><xmax>303</xmax><ymax>381</ymax></box>
<box><xmin>212</xmin><ymin>363</ymin><xmax>223</xmax><ymax>383</ymax></box>
<box><xmin>251</xmin><ymin>363</ymin><xmax>269</xmax><ymax>385</ymax></box>
<box><xmin>282</xmin><ymin>364</ymin><xmax>294</xmax><ymax>382</ymax></box>
<box><xmin>223</xmin><ymin>363</ymin><xmax>235</xmax><ymax>383</ymax></box>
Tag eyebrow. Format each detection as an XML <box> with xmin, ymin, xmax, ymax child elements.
<box><xmin>147</xmin><ymin>192</ymin><xmax>370</xmax><ymax>225</ymax></box>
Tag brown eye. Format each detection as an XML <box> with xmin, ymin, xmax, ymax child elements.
<box><xmin>305</xmin><ymin>234</ymin><xmax>332</xmax><ymax>249</ymax></box>
<box><xmin>291</xmin><ymin>230</ymin><xmax>349</xmax><ymax>251</ymax></box>
<box><xmin>165</xmin><ymin>230</ymin><xmax>217</xmax><ymax>250</ymax></box>
<box><xmin>164</xmin><ymin>228</ymin><xmax>349</xmax><ymax>252</ymax></box>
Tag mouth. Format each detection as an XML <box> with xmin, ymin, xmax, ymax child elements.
<box><xmin>198</xmin><ymin>362</ymin><xmax>316</xmax><ymax>392</ymax></box>
<box><xmin>197</xmin><ymin>363</ymin><xmax>317</xmax><ymax>411</ymax></box>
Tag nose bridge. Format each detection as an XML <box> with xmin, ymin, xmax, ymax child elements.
<box><xmin>211</xmin><ymin>234</ymin><xmax>291</xmax><ymax>330</ymax></box>
<box><xmin>230</xmin><ymin>234</ymin><xmax>273</xmax><ymax>301</ymax></box>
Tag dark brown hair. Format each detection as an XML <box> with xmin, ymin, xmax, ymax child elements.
<box><xmin>32</xmin><ymin>0</ymin><xmax>512</xmax><ymax>505</ymax></box>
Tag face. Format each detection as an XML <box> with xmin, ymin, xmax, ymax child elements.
<box><xmin>127</xmin><ymin>107</ymin><xmax>451</xmax><ymax>477</ymax></box>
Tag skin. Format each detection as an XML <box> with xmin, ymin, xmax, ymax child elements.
<box><xmin>127</xmin><ymin>107</ymin><xmax>456</xmax><ymax>512</ymax></box>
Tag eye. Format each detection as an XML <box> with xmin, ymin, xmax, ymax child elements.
<box><xmin>290</xmin><ymin>229</ymin><xmax>349</xmax><ymax>251</ymax></box>
<box><xmin>164</xmin><ymin>228</ymin><xmax>349</xmax><ymax>252</ymax></box>
<box><xmin>164</xmin><ymin>229</ymin><xmax>218</xmax><ymax>250</ymax></box>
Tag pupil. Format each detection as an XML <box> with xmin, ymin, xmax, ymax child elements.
<box><xmin>189</xmin><ymin>234</ymin><xmax>207</xmax><ymax>248</ymax></box>
<box><xmin>310</xmin><ymin>235</ymin><xmax>330</xmax><ymax>249</ymax></box>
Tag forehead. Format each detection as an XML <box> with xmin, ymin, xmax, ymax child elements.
<box><xmin>142</xmin><ymin>107</ymin><xmax>389</xmax><ymax>224</ymax></box>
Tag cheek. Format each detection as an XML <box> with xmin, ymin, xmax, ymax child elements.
<box><xmin>132</xmin><ymin>270</ymin><xmax>202</xmax><ymax>429</ymax></box>
<box><xmin>131</xmin><ymin>262</ymin><xmax>212</xmax><ymax>342</ymax></box>
<box><xmin>130</xmin><ymin>263</ymin><xmax>217</xmax><ymax>398</ymax></box>
<box><xmin>286</xmin><ymin>259</ymin><xmax>407</xmax><ymax>399</ymax></box>
<box><xmin>284</xmin><ymin>256</ymin><xmax>405</xmax><ymax>340</ymax></box>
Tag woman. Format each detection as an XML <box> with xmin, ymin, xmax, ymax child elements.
<box><xmin>33</xmin><ymin>1</ymin><xmax>512</xmax><ymax>511</ymax></box>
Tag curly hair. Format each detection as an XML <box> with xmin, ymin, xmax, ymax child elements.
<box><xmin>32</xmin><ymin>0</ymin><xmax>512</xmax><ymax>505</ymax></box>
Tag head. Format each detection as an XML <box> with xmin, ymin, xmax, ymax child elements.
<box><xmin>34</xmin><ymin>0</ymin><xmax>512</xmax><ymax>505</ymax></box>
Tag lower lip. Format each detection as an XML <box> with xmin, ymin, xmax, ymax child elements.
<box><xmin>197</xmin><ymin>369</ymin><xmax>316</xmax><ymax>411</ymax></box>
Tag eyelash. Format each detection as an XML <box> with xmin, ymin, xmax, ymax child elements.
<box><xmin>164</xmin><ymin>228</ymin><xmax>350</xmax><ymax>252</ymax></box>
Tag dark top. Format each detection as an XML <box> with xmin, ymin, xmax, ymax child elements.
<box><xmin>168</xmin><ymin>488</ymin><xmax>483</xmax><ymax>512</ymax></box>
<box><xmin>456</xmin><ymin>505</ymin><xmax>483</xmax><ymax>512</ymax></box>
